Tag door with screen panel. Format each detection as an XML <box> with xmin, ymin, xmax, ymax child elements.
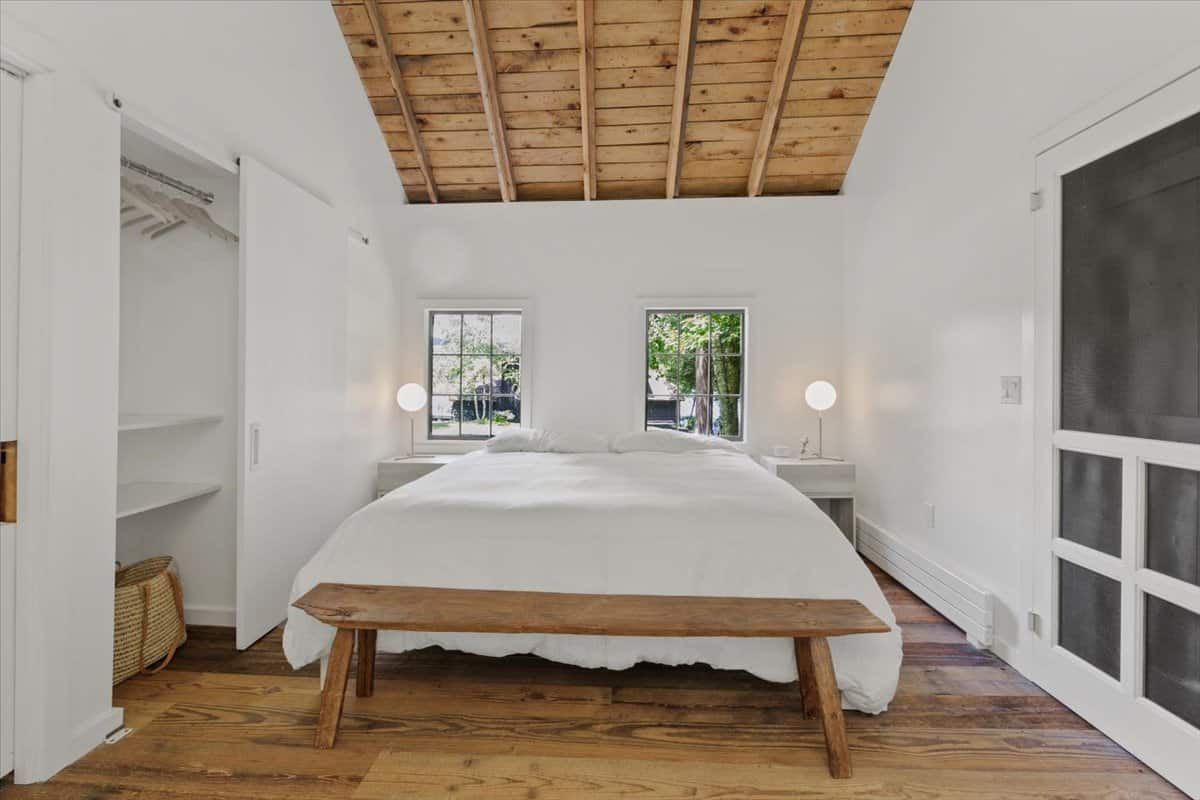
<box><xmin>1033</xmin><ymin>68</ymin><xmax>1199</xmax><ymax>797</ymax></box>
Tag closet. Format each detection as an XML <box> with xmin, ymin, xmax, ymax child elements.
<box><xmin>116</xmin><ymin>127</ymin><xmax>239</xmax><ymax>626</ymax></box>
<box><xmin>116</xmin><ymin>123</ymin><xmax>351</xmax><ymax>651</ymax></box>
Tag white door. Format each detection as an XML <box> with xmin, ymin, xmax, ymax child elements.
<box><xmin>0</xmin><ymin>65</ymin><xmax>23</xmax><ymax>779</ymax></box>
<box><xmin>237</xmin><ymin>157</ymin><xmax>347</xmax><ymax>649</ymax></box>
<box><xmin>1032</xmin><ymin>68</ymin><xmax>1200</xmax><ymax>797</ymax></box>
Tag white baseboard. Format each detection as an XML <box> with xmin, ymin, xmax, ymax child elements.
<box><xmin>857</xmin><ymin>515</ymin><xmax>994</xmax><ymax>647</ymax></box>
<box><xmin>184</xmin><ymin>604</ymin><xmax>235</xmax><ymax>627</ymax></box>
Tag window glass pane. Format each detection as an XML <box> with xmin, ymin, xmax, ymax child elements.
<box><xmin>711</xmin><ymin>355</ymin><xmax>742</xmax><ymax>399</ymax></box>
<box><xmin>1145</xmin><ymin>594</ymin><xmax>1200</xmax><ymax>728</ymax></box>
<box><xmin>680</xmin><ymin>313</ymin><xmax>710</xmax><ymax>354</ymax></box>
<box><xmin>459</xmin><ymin>395</ymin><xmax>491</xmax><ymax>437</ymax></box>
<box><xmin>647</xmin><ymin>313</ymin><xmax>680</xmax><ymax>355</ymax></box>
<box><xmin>461</xmin><ymin>356</ymin><xmax>491</xmax><ymax>396</ymax></box>
<box><xmin>431</xmin><ymin>313</ymin><xmax>461</xmax><ymax>354</ymax></box>
<box><xmin>1058</xmin><ymin>559</ymin><xmax>1121</xmax><ymax>679</ymax></box>
<box><xmin>1059</xmin><ymin>450</ymin><xmax>1122</xmax><ymax>557</ymax></box>
<box><xmin>1146</xmin><ymin>464</ymin><xmax>1200</xmax><ymax>587</ymax></box>
<box><xmin>711</xmin><ymin>312</ymin><xmax>742</xmax><ymax>354</ymax></box>
<box><xmin>644</xmin><ymin>310</ymin><xmax>744</xmax><ymax>440</ymax></box>
<box><xmin>462</xmin><ymin>314</ymin><xmax>492</xmax><ymax>355</ymax></box>
<box><xmin>493</xmin><ymin>356</ymin><xmax>521</xmax><ymax>397</ymax></box>
<box><xmin>648</xmin><ymin>355</ymin><xmax>702</xmax><ymax>398</ymax></box>
<box><xmin>646</xmin><ymin>396</ymin><xmax>677</xmax><ymax>429</ymax></box>
<box><xmin>493</xmin><ymin>313</ymin><xmax>521</xmax><ymax>354</ymax></box>
<box><xmin>1060</xmin><ymin>112</ymin><xmax>1200</xmax><ymax>444</ymax></box>
<box><xmin>679</xmin><ymin>395</ymin><xmax>705</xmax><ymax>433</ymax></box>
<box><xmin>713</xmin><ymin>396</ymin><xmax>742</xmax><ymax>439</ymax></box>
<box><xmin>430</xmin><ymin>395</ymin><xmax>458</xmax><ymax>438</ymax></box>
<box><xmin>492</xmin><ymin>395</ymin><xmax>520</xmax><ymax>428</ymax></box>
<box><xmin>431</xmin><ymin>355</ymin><xmax>461</xmax><ymax>395</ymax></box>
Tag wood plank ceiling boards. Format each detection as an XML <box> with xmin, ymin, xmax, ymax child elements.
<box><xmin>333</xmin><ymin>0</ymin><xmax>911</xmax><ymax>203</ymax></box>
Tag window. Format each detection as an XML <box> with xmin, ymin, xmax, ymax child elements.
<box><xmin>645</xmin><ymin>310</ymin><xmax>744</xmax><ymax>440</ymax></box>
<box><xmin>428</xmin><ymin>311</ymin><xmax>522</xmax><ymax>439</ymax></box>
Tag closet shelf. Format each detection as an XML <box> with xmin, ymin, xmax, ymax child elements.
<box><xmin>118</xmin><ymin>413</ymin><xmax>222</xmax><ymax>432</ymax></box>
<box><xmin>116</xmin><ymin>481</ymin><xmax>221</xmax><ymax>519</ymax></box>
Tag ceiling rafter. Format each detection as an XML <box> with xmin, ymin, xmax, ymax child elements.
<box><xmin>748</xmin><ymin>0</ymin><xmax>815</xmax><ymax>198</ymax></box>
<box><xmin>362</xmin><ymin>0</ymin><xmax>437</xmax><ymax>204</ymax></box>
<box><xmin>577</xmin><ymin>0</ymin><xmax>597</xmax><ymax>201</ymax></box>
<box><xmin>666</xmin><ymin>0</ymin><xmax>701</xmax><ymax>199</ymax></box>
<box><xmin>462</xmin><ymin>0</ymin><xmax>517</xmax><ymax>202</ymax></box>
<box><xmin>333</xmin><ymin>0</ymin><xmax>912</xmax><ymax>203</ymax></box>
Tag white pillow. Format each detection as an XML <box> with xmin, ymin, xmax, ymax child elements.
<box><xmin>610</xmin><ymin>429</ymin><xmax>739</xmax><ymax>454</ymax></box>
<box><xmin>484</xmin><ymin>428</ymin><xmax>547</xmax><ymax>452</ymax></box>
<box><xmin>543</xmin><ymin>430</ymin><xmax>610</xmax><ymax>453</ymax></box>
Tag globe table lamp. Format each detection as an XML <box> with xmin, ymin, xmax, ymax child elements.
<box><xmin>803</xmin><ymin>380</ymin><xmax>840</xmax><ymax>461</ymax></box>
<box><xmin>396</xmin><ymin>383</ymin><xmax>428</xmax><ymax>457</ymax></box>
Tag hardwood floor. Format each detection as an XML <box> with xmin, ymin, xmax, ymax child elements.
<box><xmin>5</xmin><ymin>565</ymin><xmax>1185</xmax><ymax>798</ymax></box>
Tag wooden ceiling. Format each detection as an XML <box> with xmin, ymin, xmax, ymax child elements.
<box><xmin>333</xmin><ymin>0</ymin><xmax>911</xmax><ymax>203</ymax></box>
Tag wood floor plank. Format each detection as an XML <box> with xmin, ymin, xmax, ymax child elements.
<box><xmin>352</xmin><ymin>750</ymin><xmax>1185</xmax><ymax>800</ymax></box>
<box><xmin>6</xmin><ymin>564</ymin><xmax>1185</xmax><ymax>799</ymax></box>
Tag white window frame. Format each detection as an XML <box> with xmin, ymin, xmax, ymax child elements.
<box><xmin>412</xmin><ymin>297</ymin><xmax>533</xmax><ymax>454</ymax></box>
<box><xmin>631</xmin><ymin>296</ymin><xmax>753</xmax><ymax>445</ymax></box>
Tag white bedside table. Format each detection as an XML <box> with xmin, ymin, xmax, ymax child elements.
<box><xmin>757</xmin><ymin>456</ymin><xmax>856</xmax><ymax>547</ymax></box>
<box><xmin>377</xmin><ymin>454</ymin><xmax>459</xmax><ymax>498</ymax></box>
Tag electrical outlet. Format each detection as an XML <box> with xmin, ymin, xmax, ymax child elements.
<box><xmin>924</xmin><ymin>502</ymin><xmax>936</xmax><ymax>529</ymax></box>
<box><xmin>1001</xmin><ymin>376</ymin><xmax>1022</xmax><ymax>404</ymax></box>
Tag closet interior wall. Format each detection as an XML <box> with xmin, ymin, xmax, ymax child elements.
<box><xmin>117</xmin><ymin>128</ymin><xmax>239</xmax><ymax>625</ymax></box>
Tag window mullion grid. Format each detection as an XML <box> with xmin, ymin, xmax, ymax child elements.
<box><xmin>488</xmin><ymin>313</ymin><xmax>495</xmax><ymax>437</ymax></box>
<box><xmin>458</xmin><ymin>314</ymin><xmax>464</xmax><ymax>438</ymax></box>
<box><xmin>676</xmin><ymin>314</ymin><xmax>683</xmax><ymax>431</ymax></box>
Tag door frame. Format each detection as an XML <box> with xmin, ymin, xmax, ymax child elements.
<box><xmin>1029</xmin><ymin>52</ymin><xmax>1200</xmax><ymax>798</ymax></box>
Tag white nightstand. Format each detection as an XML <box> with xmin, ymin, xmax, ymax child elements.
<box><xmin>757</xmin><ymin>456</ymin><xmax>856</xmax><ymax>547</ymax></box>
<box><xmin>376</xmin><ymin>454</ymin><xmax>459</xmax><ymax>498</ymax></box>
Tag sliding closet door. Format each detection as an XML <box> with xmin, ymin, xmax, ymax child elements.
<box><xmin>1033</xmin><ymin>69</ymin><xmax>1199</xmax><ymax>797</ymax></box>
<box><xmin>237</xmin><ymin>157</ymin><xmax>347</xmax><ymax>649</ymax></box>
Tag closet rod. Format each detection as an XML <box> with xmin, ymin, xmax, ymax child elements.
<box><xmin>121</xmin><ymin>156</ymin><xmax>215</xmax><ymax>205</ymax></box>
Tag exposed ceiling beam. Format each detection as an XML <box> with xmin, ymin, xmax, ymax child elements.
<box><xmin>665</xmin><ymin>0</ymin><xmax>700</xmax><ymax>199</ymax></box>
<box><xmin>577</xmin><ymin>0</ymin><xmax>597</xmax><ymax>201</ymax></box>
<box><xmin>747</xmin><ymin>0</ymin><xmax>814</xmax><ymax>197</ymax></box>
<box><xmin>363</xmin><ymin>0</ymin><xmax>437</xmax><ymax>203</ymax></box>
<box><xmin>463</xmin><ymin>0</ymin><xmax>517</xmax><ymax>202</ymax></box>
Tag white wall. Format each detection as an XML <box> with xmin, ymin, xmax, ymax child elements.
<box><xmin>345</xmin><ymin>238</ymin><xmax>403</xmax><ymax>507</ymax></box>
<box><xmin>390</xmin><ymin>197</ymin><xmax>846</xmax><ymax>455</ymax></box>
<box><xmin>116</xmin><ymin>131</ymin><xmax>240</xmax><ymax>626</ymax></box>
<box><xmin>841</xmin><ymin>0</ymin><xmax>1200</xmax><ymax>661</ymax></box>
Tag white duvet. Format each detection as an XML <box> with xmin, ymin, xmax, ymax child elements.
<box><xmin>283</xmin><ymin>450</ymin><xmax>901</xmax><ymax>713</ymax></box>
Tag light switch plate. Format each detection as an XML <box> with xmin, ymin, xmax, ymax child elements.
<box><xmin>1001</xmin><ymin>376</ymin><xmax>1022</xmax><ymax>404</ymax></box>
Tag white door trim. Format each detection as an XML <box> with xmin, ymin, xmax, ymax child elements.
<box><xmin>1029</xmin><ymin>61</ymin><xmax>1200</xmax><ymax>799</ymax></box>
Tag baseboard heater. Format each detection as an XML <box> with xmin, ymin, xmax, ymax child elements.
<box><xmin>856</xmin><ymin>516</ymin><xmax>994</xmax><ymax>648</ymax></box>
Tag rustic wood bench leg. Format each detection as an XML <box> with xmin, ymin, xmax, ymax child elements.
<box><xmin>356</xmin><ymin>629</ymin><xmax>377</xmax><ymax>698</ymax></box>
<box><xmin>315</xmin><ymin>627</ymin><xmax>354</xmax><ymax>749</ymax></box>
<box><xmin>794</xmin><ymin>636</ymin><xmax>852</xmax><ymax>779</ymax></box>
<box><xmin>793</xmin><ymin>637</ymin><xmax>820</xmax><ymax>719</ymax></box>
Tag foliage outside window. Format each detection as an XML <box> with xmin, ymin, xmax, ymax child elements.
<box><xmin>645</xmin><ymin>310</ymin><xmax>744</xmax><ymax>440</ymax></box>
<box><xmin>429</xmin><ymin>311</ymin><xmax>522</xmax><ymax>439</ymax></box>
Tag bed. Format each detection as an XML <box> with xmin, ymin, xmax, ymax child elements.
<box><xmin>282</xmin><ymin>447</ymin><xmax>902</xmax><ymax>713</ymax></box>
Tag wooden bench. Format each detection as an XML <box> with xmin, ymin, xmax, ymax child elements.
<box><xmin>292</xmin><ymin>583</ymin><xmax>890</xmax><ymax>779</ymax></box>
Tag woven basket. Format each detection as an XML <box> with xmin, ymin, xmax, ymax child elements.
<box><xmin>113</xmin><ymin>556</ymin><xmax>186</xmax><ymax>685</ymax></box>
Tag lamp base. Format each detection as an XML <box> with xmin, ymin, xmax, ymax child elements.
<box><xmin>800</xmin><ymin>454</ymin><xmax>844</xmax><ymax>462</ymax></box>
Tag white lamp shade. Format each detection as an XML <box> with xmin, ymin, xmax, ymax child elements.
<box><xmin>396</xmin><ymin>383</ymin><xmax>428</xmax><ymax>412</ymax></box>
<box><xmin>805</xmin><ymin>380</ymin><xmax>837</xmax><ymax>412</ymax></box>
